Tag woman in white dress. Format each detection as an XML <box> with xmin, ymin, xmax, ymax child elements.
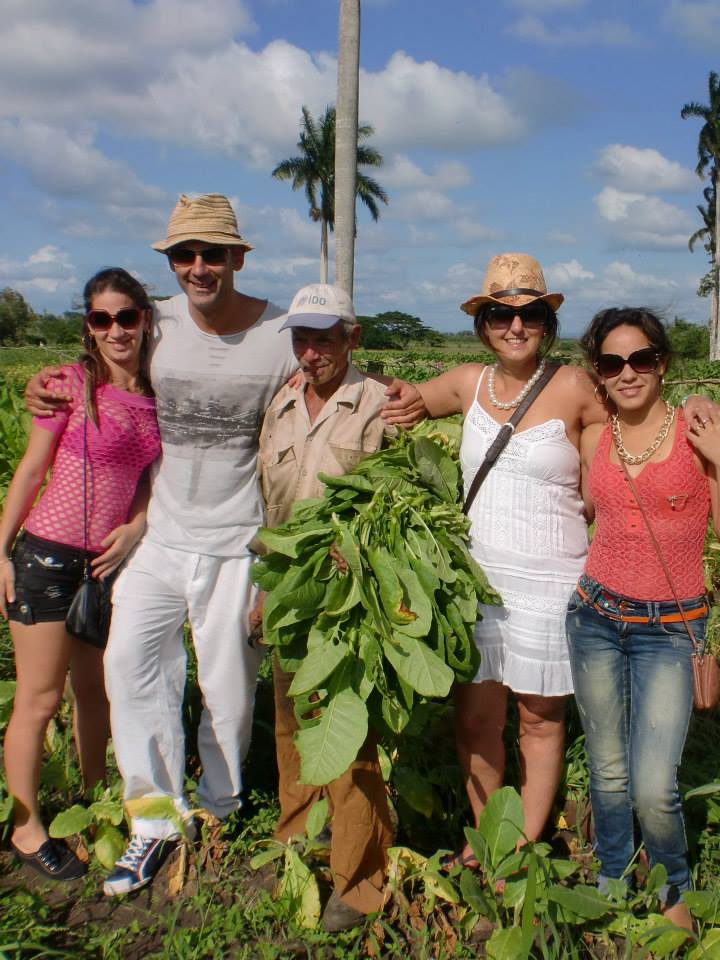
<box><xmin>415</xmin><ymin>253</ymin><xmax>603</xmax><ymax>864</ymax></box>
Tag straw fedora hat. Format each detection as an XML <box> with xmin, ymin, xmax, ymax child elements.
<box><xmin>152</xmin><ymin>193</ymin><xmax>254</xmax><ymax>253</ymax></box>
<box><xmin>461</xmin><ymin>252</ymin><xmax>563</xmax><ymax>316</ymax></box>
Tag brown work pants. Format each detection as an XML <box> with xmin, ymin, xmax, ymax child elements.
<box><xmin>273</xmin><ymin>657</ymin><xmax>393</xmax><ymax>913</ymax></box>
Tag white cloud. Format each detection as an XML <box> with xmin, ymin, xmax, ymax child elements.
<box><xmin>546</xmin><ymin>257</ymin><xmax>677</xmax><ymax>303</ymax></box>
<box><xmin>545</xmin><ymin>259</ymin><xmax>595</xmax><ymax>287</ymax></box>
<box><xmin>595</xmin><ymin>187</ymin><xmax>694</xmax><ymax>250</ymax></box>
<box><xmin>0</xmin><ymin>245</ymin><xmax>78</xmax><ymax>297</ymax></box>
<box><xmin>545</xmin><ymin>231</ymin><xmax>577</xmax><ymax>245</ymax></box>
<box><xmin>595</xmin><ymin>145</ymin><xmax>696</xmax><ymax>192</ymax></box>
<box><xmin>362</xmin><ymin>53</ymin><xmax>526</xmax><ymax>150</ymax></box>
<box><xmin>0</xmin><ymin>121</ymin><xmax>165</xmax><ymax>208</ymax></box>
<box><xmin>382</xmin><ymin>155</ymin><xmax>472</xmax><ymax>190</ymax></box>
<box><xmin>508</xmin><ymin>14</ymin><xmax>636</xmax><ymax>46</ymax></box>
<box><xmin>507</xmin><ymin>0</ymin><xmax>584</xmax><ymax>9</ymax></box>
<box><xmin>663</xmin><ymin>1</ymin><xmax>720</xmax><ymax>51</ymax></box>
<box><xmin>389</xmin><ymin>190</ymin><xmax>460</xmax><ymax>222</ymax></box>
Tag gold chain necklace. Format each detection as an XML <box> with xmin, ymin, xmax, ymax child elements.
<box><xmin>611</xmin><ymin>402</ymin><xmax>675</xmax><ymax>465</ymax></box>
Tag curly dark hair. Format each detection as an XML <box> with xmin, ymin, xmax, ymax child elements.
<box><xmin>580</xmin><ymin>307</ymin><xmax>672</xmax><ymax>371</ymax></box>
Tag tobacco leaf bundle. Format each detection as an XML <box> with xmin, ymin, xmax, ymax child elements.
<box><xmin>252</xmin><ymin>424</ymin><xmax>499</xmax><ymax>785</ymax></box>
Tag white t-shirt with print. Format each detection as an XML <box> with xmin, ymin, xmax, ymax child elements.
<box><xmin>145</xmin><ymin>294</ymin><xmax>296</xmax><ymax>556</ymax></box>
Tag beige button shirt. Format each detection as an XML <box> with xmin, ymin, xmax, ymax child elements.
<box><xmin>258</xmin><ymin>364</ymin><xmax>396</xmax><ymax>528</ymax></box>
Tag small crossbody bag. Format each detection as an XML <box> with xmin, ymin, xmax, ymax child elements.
<box><xmin>463</xmin><ymin>362</ymin><xmax>561</xmax><ymax>514</ymax></box>
<box><xmin>65</xmin><ymin>414</ymin><xmax>113</xmax><ymax>649</ymax></box>
<box><xmin>619</xmin><ymin>458</ymin><xmax>720</xmax><ymax>712</ymax></box>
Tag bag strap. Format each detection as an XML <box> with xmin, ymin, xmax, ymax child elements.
<box><xmin>618</xmin><ymin>456</ymin><xmax>703</xmax><ymax>657</ymax></box>
<box><xmin>81</xmin><ymin>412</ymin><xmax>91</xmax><ymax>580</ymax></box>
<box><xmin>463</xmin><ymin>362</ymin><xmax>561</xmax><ymax>514</ymax></box>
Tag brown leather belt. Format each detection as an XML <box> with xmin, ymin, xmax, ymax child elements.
<box><xmin>576</xmin><ymin>583</ymin><xmax>708</xmax><ymax>624</ymax></box>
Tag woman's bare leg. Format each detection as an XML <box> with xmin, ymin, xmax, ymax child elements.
<box><xmin>4</xmin><ymin>621</ymin><xmax>71</xmax><ymax>852</ymax></box>
<box><xmin>69</xmin><ymin>641</ymin><xmax>109</xmax><ymax>791</ymax></box>
<box><xmin>516</xmin><ymin>693</ymin><xmax>567</xmax><ymax>842</ymax></box>
<box><xmin>454</xmin><ymin>680</ymin><xmax>508</xmax><ymax>857</ymax></box>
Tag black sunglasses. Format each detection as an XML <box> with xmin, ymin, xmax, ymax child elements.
<box><xmin>483</xmin><ymin>301</ymin><xmax>550</xmax><ymax>331</ymax></box>
<box><xmin>86</xmin><ymin>308</ymin><xmax>144</xmax><ymax>331</ymax></box>
<box><xmin>595</xmin><ymin>347</ymin><xmax>661</xmax><ymax>379</ymax></box>
<box><xmin>167</xmin><ymin>246</ymin><xmax>229</xmax><ymax>266</ymax></box>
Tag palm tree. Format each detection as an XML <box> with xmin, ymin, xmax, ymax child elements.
<box><xmin>682</xmin><ymin>71</ymin><xmax>720</xmax><ymax>358</ymax></box>
<box><xmin>689</xmin><ymin>185</ymin><xmax>718</xmax><ymax>355</ymax></box>
<box><xmin>272</xmin><ymin>104</ymin><xmax>388</xmax><ymax>284</ymax></box>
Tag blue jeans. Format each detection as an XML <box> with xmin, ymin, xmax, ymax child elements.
<box><xmin>566</xmin><ymin>574</ymin><xmax>707</xmax><ymax>906</ymax></box>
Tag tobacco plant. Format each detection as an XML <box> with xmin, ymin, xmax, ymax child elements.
<box><xmin>253</xmin><ymin>427</ymin><xmax>499</xmax><ymax>785</ymax></box>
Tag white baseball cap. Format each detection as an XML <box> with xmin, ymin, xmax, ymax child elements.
<box><xmin>279</xmin><ymin>283</ymin><xmax>356</xmax><ymax>331</ymax></box>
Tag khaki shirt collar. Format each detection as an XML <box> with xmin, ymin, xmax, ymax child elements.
<box><xmin>275</xmin><ymin>363</ymin><xmax>366</xmax><ymax>421</ymax></box>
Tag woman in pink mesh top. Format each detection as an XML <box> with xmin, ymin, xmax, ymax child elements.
<box><xmin>567</xmin><ymin>307</ymin><xmax>720</xmax><ymax>933</ymax></box>
<box><xmin>0</xmin><ymin>268</ymin><xmax>161</xmax><ymax>881</ymax></box>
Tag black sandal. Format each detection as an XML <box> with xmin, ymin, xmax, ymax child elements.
<box><xmin>12</xmin><ymin>839</ymin><xmax>88</xmax><ymax>881</ymax></box>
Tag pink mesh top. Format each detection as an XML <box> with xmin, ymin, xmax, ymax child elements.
<box><xmin>585</xmin><ymin>413</ymin><xmax>710</xmax><ymax>600</ymax></box>
<box><xmin>25</xmin><ymin>364</ymin><xmax>161</xmax><ymax>553</ymax></box>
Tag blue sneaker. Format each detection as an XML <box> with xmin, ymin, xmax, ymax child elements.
<box><xmin>103</xmin><ymin>834</ymin><xmax>179</xmax><ymax>897</ymax></box>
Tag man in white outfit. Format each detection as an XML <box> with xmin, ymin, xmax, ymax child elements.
<box><xmin>102</xmin><ymin>194</ymin><xmax>298</xmax><ymax>895</ymax></box>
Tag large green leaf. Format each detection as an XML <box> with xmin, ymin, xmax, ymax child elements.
<box><xmin>279</xmin><ymin>847</ymin><xmax>321</xmax><ymax>928</ymax></box>
<box><xmin>49</xmin><ymin>804</ymin><xmax>92</xmax><ymax>838</ymax></box>
<box><xmin>486</xmin><ymin>927</ymin><xmax>526</xmax><ymax>960</ymax></box>
<box><xmin>547</xmin><ymin>883</ymin><xmax>612</xmax><ymax>920</ymax></box>
<box><xmin>688</xmin><ymin>928</ymin><xmax>720</xmax><ymax>960</ymax></box>
<box><xmin>393</xmin><ymin>767</ymin><xmax>436</xmax><ymax>818</ymax></box>
<box><xmin>459</xmin><ymin>868</ymin><xmax>496</xmax><ymax>920</ymax></box>
<box><xmin>477</xmin><ymin>786</ymin><xmax>524</xmax><ymax>869</ymax></box>
<box><xmin>296</xmin><ymin>687</ymin><xmax>368</xmax><ymax>785</ymax></box>
<box><xmin>394</xmin><ymin>563</ymin><xmax>433</xmax><ymax>637</ymax></box>
<box><xmin>409</xmin><ymin>436</ymin><xmax>459</xmax><ymax>502</ymax></box>
<box><xmin>288</xmin><ymin>640</ymin><xmax>349</xmax><ymax>696</ymax></box>
<box><xmin>304</xmin><ymin>798</ymin><xmax>329</xmax><ymax>842</ymax></box>
<box><xmin>93</xmin><ymin>824</ymin><xmax>125</xmax><ymax>871</ymax></box>
<box><xmin>383</xmin><ymin>632</ymin><xmax>454</xmax><ymax>697</ymax></box>
<box><xmin>257</xmin><ymin>522</ymin><xmax>330</xmax><ymax>558</ymax></box>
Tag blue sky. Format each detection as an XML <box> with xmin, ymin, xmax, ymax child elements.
<box><xmin>0</xmin><ymin>0</ymin><xmax>718</xmax><ymax>335</ymax></box>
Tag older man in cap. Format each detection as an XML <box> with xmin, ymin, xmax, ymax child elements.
<box><xmin>99</xmin><ymin>194</ymin><xmax>300</xmax><ymax>894</ymax></box>
<box><xmin>255</xmin><ymin>282</ymin><xmax>394</xmax><ymax>932</ymax></box>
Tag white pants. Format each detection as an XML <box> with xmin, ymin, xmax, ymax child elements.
<box><xmin>105</xmin><ymin>538</ymin><xmax>261</xmax><ymax>838</ymax></box>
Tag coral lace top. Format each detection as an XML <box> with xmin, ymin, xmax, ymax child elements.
<box><xmin>24</xmin><ymin>364</ymin><xmax>161</xmax><ymax>554</ymax></box>
<box><xmin>584</xmin><ymin>412</ymin><xmax>710</xmax><ymax>601</ymax></box>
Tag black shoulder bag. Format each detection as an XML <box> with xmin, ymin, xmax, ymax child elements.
<box><xmin>463</xmin><ymin>362</ymin><xmax>561</xmax><ymax>514</ymax></box>
<box><xmin>65</xmin><ymin>414</ymin><xmax>113</xmax><ymax>648</ymax></box>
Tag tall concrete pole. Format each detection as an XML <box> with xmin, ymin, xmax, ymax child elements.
<box><xmin>334</xmin><ymin>0</ymin><xmax>360</xmax><ymax>295</ymax></box>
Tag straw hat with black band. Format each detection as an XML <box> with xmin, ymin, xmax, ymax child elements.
<box><xmin>461</xmin><ymin>252</ymin><xmax>564</xmax><ymax>316</ymax></box>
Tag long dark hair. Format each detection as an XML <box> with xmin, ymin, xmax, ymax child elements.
<box><xmin>580</xmin><ymin>307</ymin><xmax>672</xmax><ymax>372</ymax></box>
<box><xmin>473</xmin><ymin>301</ymin><xmax>559</xmax><ymax>358</ymax></box>
<box><xmin>81</xmin><ymin>268</ymin><xmax>153</xmax><ymax>423</ymax></box>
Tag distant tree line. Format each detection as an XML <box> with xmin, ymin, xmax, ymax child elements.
<box><xmin>0</xmin><ymin>286</ymin><xmax>711</xmax><ymax>359</ymax></box>
<box><xmin>0</xmin><ymin>287</ymin><xmax>81</xmax><ymax>346</ymax></box>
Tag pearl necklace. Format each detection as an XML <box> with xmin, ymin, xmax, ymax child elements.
<box><xmin>611</xmin><ymin>402</ymin><xmax>675</xmax><ymax>465</ymax></box>
<box><xmin>487</xmin><ymin>359</ymin><xmax>547</xmax><ymax>410</ymax></box>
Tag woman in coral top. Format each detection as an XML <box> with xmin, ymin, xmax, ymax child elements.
<box><xmin>0</xmin><ymin>268</ymin><xmax>161</xmax><ymax>881</ymax></box>
<box><xmin>567</xmin><ymin>307</ymin><xmax>720</xmax><ymax>932</ymax></box>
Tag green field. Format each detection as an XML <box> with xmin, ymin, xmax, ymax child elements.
<box><xmin>2</xmin><ymin>347</ymin><xmax>720</xmax><ymax>958</ymax></box>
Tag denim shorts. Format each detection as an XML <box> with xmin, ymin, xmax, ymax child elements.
<box><xmin>7</xmin><ymin>531</ymin><xmax>93</xmax><ymax>625</ymax></box>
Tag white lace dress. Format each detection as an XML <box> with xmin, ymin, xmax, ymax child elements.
<box><xmin>460</xmin><ymin>369</ymin><xmax>588</xmax><ymax>695</ymax></box>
